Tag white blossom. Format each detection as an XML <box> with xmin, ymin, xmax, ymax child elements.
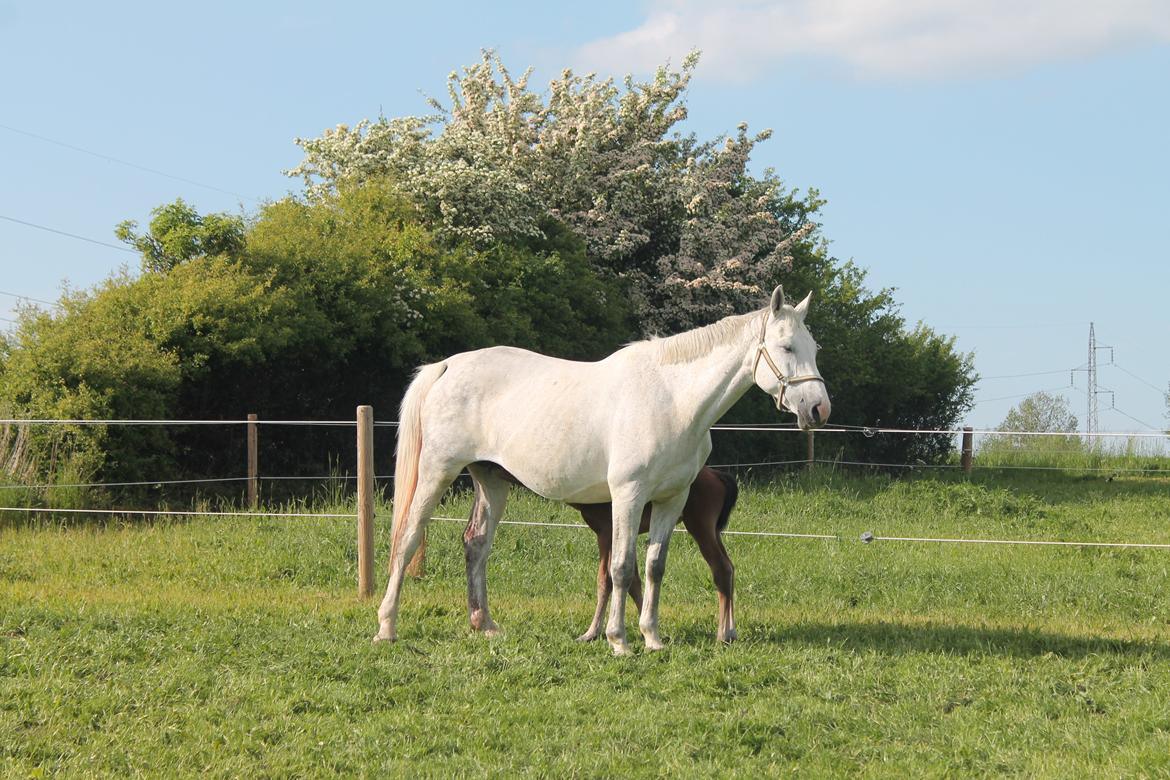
<box><xmin>287</xmin><ymin>50</ymin><xmax>816</xmax><ymax>335</ymax></box>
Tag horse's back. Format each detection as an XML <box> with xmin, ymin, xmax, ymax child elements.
<box><xmin>420</xmin><ymin>346</ymin><xmax>630</xmax><ymax>501</ymax></box>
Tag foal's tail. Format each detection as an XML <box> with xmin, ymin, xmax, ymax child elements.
<box><xmin>388</xmin><ymin>361</ymin><xmax>448</xmax><ymax>572</ymax></box>
<box><xmin>712</xmin><ymin>470</ymin><xmax>739</xmax><ymax>533</ymax></box>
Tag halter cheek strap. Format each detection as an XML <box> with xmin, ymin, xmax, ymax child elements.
<box><xmin>754</xmin><ymin>312</ymin><xmax>825</xmax><ymax>412</ymax></box>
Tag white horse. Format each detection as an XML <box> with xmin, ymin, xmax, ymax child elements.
<box><xmin>375</xmin><ymin>285</ymin><xmax>830</xmax><ymax>655</ymax></box>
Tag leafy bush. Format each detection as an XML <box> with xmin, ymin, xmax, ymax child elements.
<box><xmin>0</xmin><ymin>184</ymin><xmax>630</xmax><ymax>498</ymax></box>
<box><xmin>0</xmin><ymin>54</ymin><xmax>981</xmax><ymax>499</ymax></box>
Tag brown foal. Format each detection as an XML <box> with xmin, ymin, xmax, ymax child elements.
<box><xmin>571</xmin><ymin>467</ymin><xmax>739</xmax><ymax>644</ymax></box>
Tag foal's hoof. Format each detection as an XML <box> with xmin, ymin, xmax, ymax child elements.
<box><xmin>372</xmin><ymin>632</ymin><xmax>396</xmax><ymax>643</ymax></box>
<box><xmin>483</xmin><ymin>624</ymin><xmax>504</xmax><ymax>639</ymax></box>
<box><xmin>718</xmin><ymin>628</ymin><xmax>738</xmax><ymax>644</ymax></box>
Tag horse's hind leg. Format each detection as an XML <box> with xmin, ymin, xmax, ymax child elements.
<box><xmin>375</xmin><ymin>464</ymin><xmax>460</xmax><ymax>642</ymax></box>
<box><xmin>464</xmin><ymin>464</ymin><xmax>510</xmax><ymax>636</ymax></box>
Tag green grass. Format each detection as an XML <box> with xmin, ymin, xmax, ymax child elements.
<box><xmin>3</xmin><ymin>470</ymin><xmax>1170</xmax><ymax>777</ymax></box>
<box><xmin>974</xmin><ymin>436</ymin><xmax>1170</xmax><ymax>475</ymax></box>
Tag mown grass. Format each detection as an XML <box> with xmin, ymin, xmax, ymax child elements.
<box><xmin>2</xmin><ymin>469</ymin><xmax>1169</xmax><ymax>777</ymax></box>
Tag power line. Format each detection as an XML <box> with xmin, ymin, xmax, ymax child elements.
<box><xmin>1105</xmin><ymin>404</ymin><xmax>1161</xmax><ymax>432</ymax></box>
<box><xmin>1111</xmin><ymin>363</ymin><xmax>1166</xmax><ymax>396</ymax></box>
<box><xmin>0</xmin><ymin>289</ymin><xmax>58</xmax><ymax>308</ymax></box>
<box><xmin>974</xmin><ymin>383</ymin><xmax>1073</xmax><ymax>405</ymax></box>
<box><xmin>940</xmin><ymin>322</ymin><xmax>1086</xmax><ymax>330</ymax></box>
<box><xmin>977</xmin><ymin>368</ymin><xmax>1074</xmax><ymax>381</ymax></box>
<box><xmin>0</xmin><ymin>213</ymin><xmax>137</xmax><ymax>254</ymax></box>
<box><xmin>0</xmin><ymin>122</ymin><xmax>255</xmax><ymax>202</ymax></box>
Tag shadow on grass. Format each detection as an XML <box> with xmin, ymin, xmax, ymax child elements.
<box><xmin>671</xmin><ymin>619</ymin><xmax>1170</xmax><ymax>661</ymax></box>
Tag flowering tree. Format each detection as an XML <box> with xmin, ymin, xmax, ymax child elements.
<box><xmin>287</xmin><ymin>51</ymin><xmax>815</xmax><ymax>334</ymax></box>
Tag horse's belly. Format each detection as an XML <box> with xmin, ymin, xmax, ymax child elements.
<box><xmin>493</xmin><ymin>460</ymin><xmax>611</xmax><ymax>504</ymax></box>
<box><xmin>556</xmin><ymin>482</ymin><xmax>612</xmax><ymax>504</ymax></box>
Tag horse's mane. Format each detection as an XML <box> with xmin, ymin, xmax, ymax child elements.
<box><xmin>635</xmin><ymin>309</ymin><xmax>762</xmax><ymax>365</ymax></box>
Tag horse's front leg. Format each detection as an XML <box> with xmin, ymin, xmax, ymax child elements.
<box><xmin>604</xmin><ymin>489</ymin><xmax>646</xmax><ymax>657</ymax></box>
<box><xmin>640</xmin><ymin>491</ymin><xmax>687</xmax><ymax>651</ymax></box>
<box><xmin>464</xmin><ymin>465</ymin><xmax>510</xmax><ymax>636</ymax></box>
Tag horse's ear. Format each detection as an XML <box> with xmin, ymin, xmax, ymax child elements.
<box><xmin>770</xmin><ymin>285</ymin><xmax>786</xmax><ymax>313</ymax></box>
<box><xmin>794</xmin><ymin>291</ymin><xmax>812</xmax><ymax>320</ymax></box>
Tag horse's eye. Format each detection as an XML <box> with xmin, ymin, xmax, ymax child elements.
<box><xmin>781</xmin><ymin>346</ymin><xmax>794</xmax><ymax>354</ymax></box>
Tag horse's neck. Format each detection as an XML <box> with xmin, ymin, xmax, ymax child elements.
<box><xmin>655</xmin><ymin>316</ymin><xmax>759</xmax><ymax>434</ymax></box>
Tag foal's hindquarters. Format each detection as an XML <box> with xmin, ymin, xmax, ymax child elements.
<box><xmin>572</xmin><ymin>467</ymin><xmax>739</xmax><ymax>644</ymax></box>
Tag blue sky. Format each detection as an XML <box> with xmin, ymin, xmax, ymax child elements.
<box><xmin>1</xmin><ymin>1</ymin><xmax>1167</xmax><ymax>434</ymax></box>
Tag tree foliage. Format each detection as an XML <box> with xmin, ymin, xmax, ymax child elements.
<box><xmin>0</xmin><ymin>183</ymin><xmax>629</xmax><ymax>495</ymax></box>
<box><xmin>115</xmin><ymin>199</ymin><xmax>246</xmax><ymax>274</ymax></box>
<box><xmin>0</xmin><ymin>52</ymin><xmax>981</xmax><ymax>497</ymax></box>
<box><xmin>289</xmin><ymin>51</ymin><xmax>812</xmax><ymax>335</ymax></box>
<box><xmin>981</xmin><ymin>391</ymin><xmax>1083</xmax><ymax>456</ymax></box>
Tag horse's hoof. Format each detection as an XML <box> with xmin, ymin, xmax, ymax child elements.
<box><xmin>610</xmin><ymin>643</ymin><xmax>633</xmax><ymax>657</ymax></box>
<box><xmin>372</xmin><ymin>632</ymin><xmax>396</xmax><ymax>643</ymax></box>
<box><xmin>718</xmin><ymin>629</ymin><xmax>737</xmax><ymax>644</ymax></box>
<box><xmin>645</xmin><ymin>638</ymin><xmax>665</xmax><ymax>652</ymax></box>
<box><xmin>576</xmin><ymin>631</ymin><xmax>600</xmax><ymax>643</ymax></box>
<box><xmin>483</xmin><ymin>624</ymin><xmax>504</xmax><ymax>638</ymax></box>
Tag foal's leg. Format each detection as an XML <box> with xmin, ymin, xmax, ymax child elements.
<box><xmin>604</xmin><ymin>487</ymin><xmax>647</xmax><ymax>657</ymax></box>
<box><xmin>374</xmin><ymin>464</ymin><xmax>460</xmax><ymax>642</ymax></box>
<box><xmin>575</xmin><ymin>505</ymin><xmax>612</xmax><ymax>642</ymax></box>
<box><xmin>684</xmin><ymin>514</ymin><xmax>737</xmax><ymax>643</ymax></box>
<box><xmin>464</xmin><ymin>464</ymin><xmax>510</xmax><ymax>636</ymax></box>
<box><xmin>578</xmin><ymin>504</ymin><xmax>647</xmax><ymax>641</ymax></box>
<box><xmin>639</xmin><ymin>491</ymin><xmax>688</xmax><ymax>651</ymax></box>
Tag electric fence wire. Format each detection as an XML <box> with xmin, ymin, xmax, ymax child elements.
<box><xmin>2</xmin><ymin>417</ymin><xmax>1165</xmax><ymax>437</ymax></box>
<box><xmin>3</xmin><ymin>505</ymin><xmax>1166</xmax><ymax>550</ymax></box>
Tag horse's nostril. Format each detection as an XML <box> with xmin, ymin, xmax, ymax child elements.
<box><xmin>810</xmin><ymin>405</ymin><xmax>822</xmax><ymax>423</ymax></box>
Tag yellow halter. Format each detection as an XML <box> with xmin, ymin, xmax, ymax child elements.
<box><xmin>753</xmin><ymin>311</ymin><xmax>825</xmax><ymax>411</ymax></box>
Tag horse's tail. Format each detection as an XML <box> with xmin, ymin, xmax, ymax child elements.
<box><xmin>389</xmin><ymin>361</ymin><xmax>448</xmax><ymax>572</ymax></box>
<box><xmin>712</xmin><ymin>469</ymin><xmax>739</xmax><ymax>534</ymax></box>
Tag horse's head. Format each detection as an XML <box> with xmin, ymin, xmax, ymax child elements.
<box><xmin>753</xmin><ymin>285</ymin><xmax>831</xmax><ymax>430</ymax></box>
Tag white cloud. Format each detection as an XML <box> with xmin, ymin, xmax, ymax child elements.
<box><xmin>576</xmin><ymin>0</ymin><xmax>1170</xmax><ymax>81</ymax></box>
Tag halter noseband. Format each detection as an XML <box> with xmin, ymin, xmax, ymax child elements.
<box><xmin>753</xmin><ymin>311</ymin><xmax>825</xmax><ymax>412</ymax></box>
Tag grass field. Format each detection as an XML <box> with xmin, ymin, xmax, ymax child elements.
<box><xmin>3</xmin><ymin>469</ymin><xmax>1170</xmax><ymax>777</ymax></box>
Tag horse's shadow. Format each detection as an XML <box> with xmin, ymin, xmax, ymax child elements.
<box><xmin>669</xmin><ymin>619</ymin><xmax>1170</xmax><ymax>661</ymax></box>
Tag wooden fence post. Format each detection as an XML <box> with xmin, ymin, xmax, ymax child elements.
<box><xmin>247</xmin><ymin>413</ymin><xmax>258</xmax><ymax>510</ymax></box>
<box><xmin>806</xmin><ymin>430</ymin><xmax>815</xmax><ymax>470</ymax></box>
<box><xmin>356</xmin><ymin>405</ymin><xmax>375</xmax><ymax>598</ymax></box>
<box><xmin>961</xmin><ymin>426</ymin><xmax>974</xmax><ymax>474</ymax></box>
